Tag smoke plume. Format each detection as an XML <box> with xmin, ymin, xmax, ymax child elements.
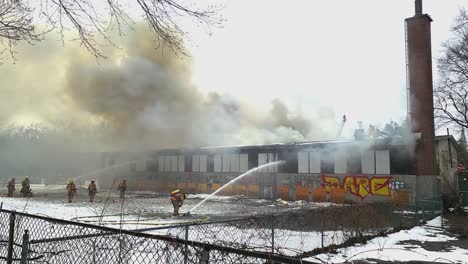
<box><xmin>0</xmin><ymin>25</ymin><xmax>337</xmax><ymax>151</ymax></box>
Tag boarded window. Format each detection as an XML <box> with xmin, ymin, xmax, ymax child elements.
<box><xmin>267</xmin><ymin>153</ymin><xmax>278</xmax><ymax>172</ymax></box>
<box><xmin>214</xmin><ymin>155</ymin><xmax>222</xmax><ymax>172</ymax></box>
<box><xmin>347</xmin><ymin>151</ymin><xmax>362</xmax><ymax>174</ymax></box>
<box><xmin>309</xmin><ymin>152</ymin><xmax>321</xmax><ymax>173</ymax></box>
<box><xmin>200</xmin><ymin>155</ymin><xmax>207</xmax><ymax>172</ymax></box>
<box><xmin>240</xmin><ymin>154</ymin><xmax>248</xmax><ymax>172</ymax></box>
<box><xmin>178</xmin><ymin>155</ymin><xmax>185</xmax><ymax>172</ymax></box>
<box><xmin>298</xmin><ymin>152</ymin><xmax>309</xmax><ymax>173</ymax></box>
<box><xmin>361</xmin><ymin>151</ymin><xmax>375</xmax><ymax>174</ymax></box>
<box><xmin>321</xmin><ymin>152</ymin><xmax>334</xmax><ymax>174</ymax></box>
<box><xmin>222</xmin><ymin>154</ymin><xmax>230</xmax><ymax>172</ymax></box>
<box><xmin>164</xmin><ymin>156</ymin><xmax>171</xmax><ymax>172</ymax></box>
<box><xmin>258</xmin><ymin>153</ymin><xmax>268</xmax><ymax>167</ymax></box>
<box><xmin>375</xmin><ymin>150</ymin><xmax>390</xmax><ymax>174</ymax></box>
<box><xmin>192</xmin><ymin>155</ymin><xmax>200</xmax><ymax>172</ymax></box>
<box><xmin>170</xmin><ymin>156</ymin><xmax>178</xmax><ymax>172</ymax></box>
<box><xmin>334</xmin><ymin>151</ymin><xmax>347</xmax><ymax>174</ymax></box>
<box><xmin>158</xmin><ymin>156</ymin><xmax>165</xmax><ymax>172</ymax></box>
<box><xmin>230</xmin><ymin>154</ymin><xmax>239</xmax><ymax>172</ymax></box>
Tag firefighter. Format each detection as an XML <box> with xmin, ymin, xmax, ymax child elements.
<box><xmin>170</xmin><ymin>189</ymin><xmax>187</xmax><ymax>216</ymax></box>
<box><xmin>66</xmin><ymin>179</ymin><xmax>77</xmax><ymax>203</ymax></box>
<box><xmin>117</xmin><ymin>179</ymin><xmax>127</xmax><ymax>201</ymax></box>
<box><xmin>88</xmin><ymin>180</ymin><xmax>97</xmax><ymax>202</ymax></box>
<box><xmin>7</xmin><ymin>177</ymin><xmax>15</xmax><ymax>197</ymax></box>
<box><xmin>20</xmin><ymin>176</ymin><xmax>31</xmax><ymax>197</ymax></box>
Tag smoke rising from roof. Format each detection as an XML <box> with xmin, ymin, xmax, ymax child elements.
<box><xmin>0</xmin><ymin>25</ymin><xmax>337</xmax><ymax>151</ymax></box>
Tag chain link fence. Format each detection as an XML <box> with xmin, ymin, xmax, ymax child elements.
<box><xmin>0</xmin><ymin>209</ymin><xmax>316</xmax><ymax>264</ymax></box>
<box><xmin>0</xmin><ymin>199</ymin><xmax>442</xmax><ymax>263</ymax></box>
<box><xmin>136</xmin><ymin>201</ymin><xmax>443</xmax><ymax>258</ymax></box>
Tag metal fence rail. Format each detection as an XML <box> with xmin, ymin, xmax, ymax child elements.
<box><xmin>0</xmin><ymin>209</ymin><xmax>315</xmax><ymax>264</ymax></box>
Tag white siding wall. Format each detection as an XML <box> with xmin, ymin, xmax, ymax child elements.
<box><xmin>361</xmin><ymin>151</ymin><xmax>375</xmax><ymax>174</ymax></box>
<box><xmin>375</xmin><ymin>150</ymin><xmax>390</xmax><ymax>174</ymax></box>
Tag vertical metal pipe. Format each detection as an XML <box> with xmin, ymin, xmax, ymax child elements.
<box><xmin>7</xmin><ymin>211</ymin><xmax>16</xmax><ymax>264</ymax></box>
<box><xmin>20</xmin><ymin>230</ymin><xmax>29</xmax><ymax>264</ymax></box>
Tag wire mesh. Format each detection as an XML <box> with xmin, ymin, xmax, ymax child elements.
<box><xmin>0</xmin><ymin>209</ymin><xmax>315</xmax><ymax>264</ymax></box>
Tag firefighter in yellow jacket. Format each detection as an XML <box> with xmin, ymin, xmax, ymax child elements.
<box><xmin>170</xmin><ymin>189</ymin><xmax>186</xmax><ymax>216</ymax></box>
<box><xmin>66</xmin><ymin>179</ymin><xmax>77</xmax><ymax>203</ymax></box>
<box><xmin>7</xmin><ymin>177</ymin><xmax>15</xmax><ymax>197</ymax></box>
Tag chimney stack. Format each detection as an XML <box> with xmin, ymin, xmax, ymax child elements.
<box><xmin>405</xmin><ymin>3</ymin><xmax>437</xmax><ymax>176</ymax></box>
<box><xmin>415</xmin><ymin>0</ymin><xmax>422</xmax><ymax>16</ymax></box>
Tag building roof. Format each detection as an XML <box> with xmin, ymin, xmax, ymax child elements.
<box><xmin>435</xmin><ymin>135</ymin><xmax>458</xmax><ymax>144</ymax></box>
<box><xmin>154</xmin><ymin>134</ymin><xmax>421</xmax><ymax>154</ymax></box>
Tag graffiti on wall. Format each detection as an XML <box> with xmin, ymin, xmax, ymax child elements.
<box><xmin>321</xmin><ymin>175</ymin><xmax>392</xmax><ymax>199</ymax></box>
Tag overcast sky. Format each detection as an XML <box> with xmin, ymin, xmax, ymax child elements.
<box><xmin>188</xmin><ymin>0</ymin><xmax>467</xmax><ymax>137</ymax></box>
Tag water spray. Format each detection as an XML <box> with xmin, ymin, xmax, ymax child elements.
<box><xmin>186</xmin><ymin>160</ymin><xmax>284</xmax><ymax>215</ymax></box>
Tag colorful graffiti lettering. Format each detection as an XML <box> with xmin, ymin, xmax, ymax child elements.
<box><xmin>321</xmin><ymin>175</ymin><xmax>392</xmax><ymax>199</ymax></box>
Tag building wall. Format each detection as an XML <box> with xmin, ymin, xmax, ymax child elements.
<box><xmin>435</xmin><ymin>139</ymin><xmax>459</xmax><ymax>192</ymax></box>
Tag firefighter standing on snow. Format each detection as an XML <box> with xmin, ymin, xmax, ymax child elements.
<box><xmin>66</xmin><ymin>179</ymin><xmax>77</xmax><ymax>203</ymax></box>
<box><xmin>88</xmin><ymin>180</ymin><xmax>97</xmax><ymax>202</ymax></box>
<box><xmin>20</xmin><ymin>176</ymin><xmax>31</xmax><ymax>197</ymax></box>
<box><xmin>7</xmin><ymin>177</ymin><xmax>15</xmax><ymax>197</ymax></box>
<box><xmin>117</xmin><ymin>179</ymin><xmax>127</xmax><ymax>201</ymax></box>
<box><xmin>170</xmin><ymin>189</ymin><xmax>186</xmax><ymax>216</ymax></box>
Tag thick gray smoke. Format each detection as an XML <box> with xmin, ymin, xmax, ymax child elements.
<box><xmin>59</xmin><ymin>27</ymin><xmax>337</xmax><ymax>150</ymax></box>
<box><xmin>0</xmin><ymin>25</ymin><xmax>337</xmax><ymax>152</ymax></box>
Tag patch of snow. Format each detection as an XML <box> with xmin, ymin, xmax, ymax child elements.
<box><xmin>306</xmin><ymin>217</ymin><xmax>468</xmax><ymax>263</ymax></box>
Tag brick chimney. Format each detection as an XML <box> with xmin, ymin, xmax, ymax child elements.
<box><xmin>405</xmin><ymin>0</ymin><xmax>438</xmax><ymax>176</ymax></box>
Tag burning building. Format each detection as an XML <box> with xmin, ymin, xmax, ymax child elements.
<box><xmin>97</xmin><ymin>1</ymin><xmax>458</xmax><ymax>205</ymax></box>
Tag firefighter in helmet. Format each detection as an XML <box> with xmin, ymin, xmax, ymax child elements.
<box><xmin>66</xmin><ymin>179</ymin><xmax>77</xmax><ymax>203</ymax></box>
<box><xmin>20</xmin><ymin>176</ymin><xmax>31</xmax><ymax>197</ymax></box>
<box><xmin>88</xmin><ymin>180</ymin><xmax>97</xmax><ymax>202</ymax></box>
<box><xmin>117</xmin><ymin>179</ymin><xmax>127</xmax><ymax>201</ymax></box>
<box><xmin>170</xmin><ymin>189</ymin><xmax>187</xmax><ymax>216</ymax></box>
<box><xmin>7</xmin><ymin>177</ymin><xmax>15</xmax><ymax>197</ymax></box>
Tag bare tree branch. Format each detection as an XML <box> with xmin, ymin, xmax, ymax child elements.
<box><xmin>0</xmin><ymin>0</ymin><xmax>223</xmax><ymax>61</ymax></box>
<box><xmin>434</xmin><ymin>8</ymin><xmax>468</xmax><ymax>130</ymax></box>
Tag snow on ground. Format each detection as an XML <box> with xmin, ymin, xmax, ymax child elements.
<box><xmin>306</xmin><ymin>217</ymin><xmax>468</xmax><ymax>263</ymax></box>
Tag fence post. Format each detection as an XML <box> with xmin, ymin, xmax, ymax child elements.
<box><xmin>7</xmin><ymin>211</ymin><xmax>16</xmax><ymax>264</ymax></box>
<box><xmin>184</xmin><ymin>225</ymin><xmax>189</xmax><ymax>264</ymax></box>
<box><xmin>271</xmin><ymin>219</ymin><xmax>275</xmax><ymax>254</ymax></box>
<box><xmin>20</xmin><ymin>230</ymin><xmax>29</xmax><ymax>264</ymax></box>
<box><xmin>199</xmin><ymin>248</ymin><xmax>209</xmax><ymax>264</ymax></box>
<box><xmin>421</xmin><ymin>204</ymin><xmax>425</xmax><ymax>222</ymax></box>
<box><xmin>440</xmin><ymin>197</ymin><xmax>444</xmax><ymax>228</ymax></box>
<box><xmin>321</xmin><ymin>212</ymin><xmax>324</xmax><ymax>249</ymax></box>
